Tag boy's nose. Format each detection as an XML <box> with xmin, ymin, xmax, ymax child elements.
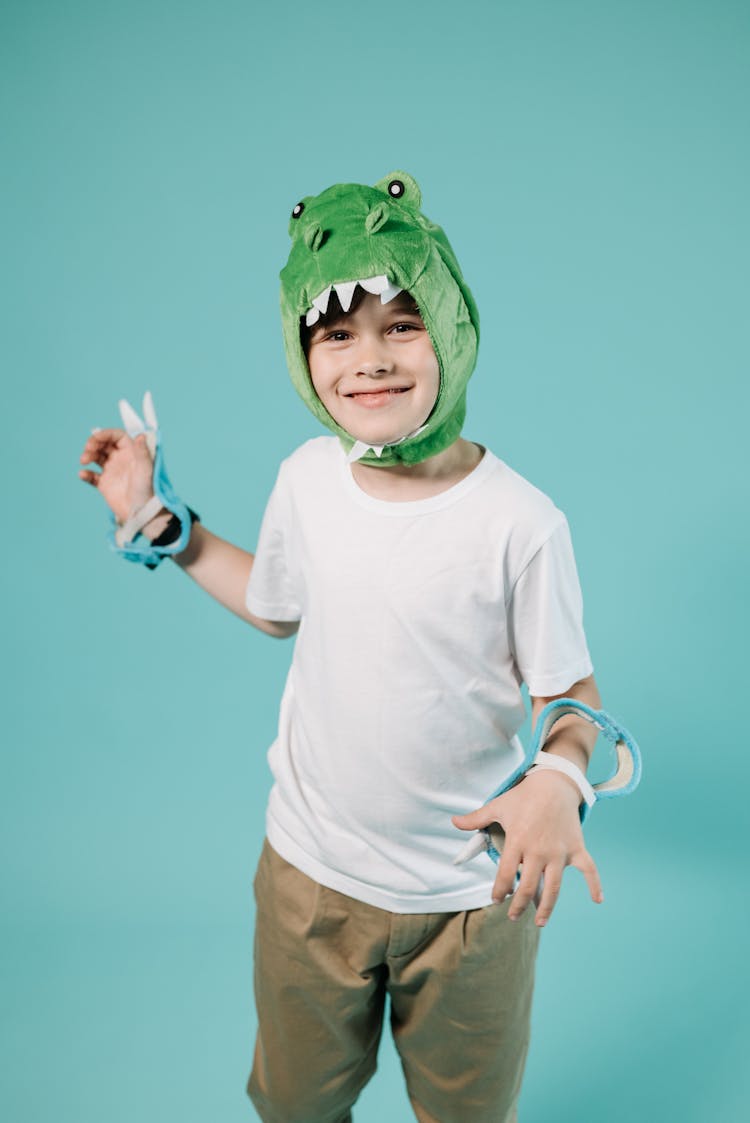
<box><xmin>353</xmin><ymin>341</ymin><xmax>393</xmax><ymax>377</ymax></box>
<box><xmin>355</xmin><ymin>360</ymin><xmax>390</xmax><ymax>377</ymax></box>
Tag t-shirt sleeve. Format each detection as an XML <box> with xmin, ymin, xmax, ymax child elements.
<box><xmin>507</xmin><ymin>517</ymin><xmax>594</xmax><ymax>696</ymax></box>
<box><xmin>245</xmin><ymin>463</ymin><xmax>303</xmax><ymax>622</ymax></box>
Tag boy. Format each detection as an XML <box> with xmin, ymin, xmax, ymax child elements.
<box><xmin>79</xmin><ymin>171</ymin><xmax>605</xmax><ymax>1123</ymax></box>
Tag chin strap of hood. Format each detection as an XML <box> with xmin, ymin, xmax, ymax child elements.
<box><xmin>279</xmin><ymin>171</ymin><xmax>480</xmax><ymax>467</ymax></box>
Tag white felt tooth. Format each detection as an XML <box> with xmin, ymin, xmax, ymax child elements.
<box><xmin>346</xmin><ymin>440</ymin><xmax>384</xmax><ymax>463</ymax></box>
<box><xmin>118</xmin><ymin>398</ymin><xmax>145</xmax><ymax>437</ymax></box>
<box><xmin>334</xmin><ymin>280</ymin><xmax>357</xmax><ymax>311</ymax></box>
<box><xmin>380</xmin><ymin>282</ymin><xmax>402</xmax><ymax>304</ymax></box>
<box><xmin>358</xmin><ymin>274</ymin><xmax>388</xmax><ymax>295</ymax></box>
<box><xmin>142</xmin><ymin>390</ymin><xmax>158</xmax><ymax>430</ymax></box>
<box><xmin>453</xmin><ymin>833</ymin><xmax>489</xmax><ymax>866</ymax></box>
<box><xmin>312</xmin><ymin>285</ymin><xmax>332</xmax><ymax>315</ymax></box>
<box><xmin>346</xmin><ymin>440</ymin><xmax>371</xmax><ymax>463</ymax></box>
<box><xmin>305</xmin><ymin>306</ymin><xmax>321</xmax><ymax>327</ymax></box>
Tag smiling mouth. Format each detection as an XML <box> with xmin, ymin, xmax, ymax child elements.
<box><xmin>345</xmin><ymin>388</ymin><xmax>410</xmax><ymax>407</ymax></box>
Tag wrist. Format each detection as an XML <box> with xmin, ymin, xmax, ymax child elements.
<box><xmin>525</xmin><ymin>751</ymin><xmax>597</xmax><ymax>812</ymax></box>
<box><xmin>140</xmin><ymin>506</ymin><xmax>172</xmax><ymax>541</ymax></box>
<box><xmin>522</xmin><ymin>766</ymin><xmax>583</xmax><ymax>806</ymax></box>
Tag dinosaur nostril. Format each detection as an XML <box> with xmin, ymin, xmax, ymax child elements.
<box><xmin>365</xmin><ymin>203</ymin><xmax>388</xmax><ymax>235</ymax></box>
<box><xmin>304</xmin><ymin>223</ymin><xmax>324</xmax><ymax>253</ymax></box>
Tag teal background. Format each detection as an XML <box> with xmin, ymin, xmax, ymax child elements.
<box><xmin>2</xmin><ymin>0</ymin><xmax>747</xmax><ymax>1119</ymax></box>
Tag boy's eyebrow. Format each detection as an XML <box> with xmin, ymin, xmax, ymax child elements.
<box><xmin>383</xmin><ymin>299</ymin><xmax>423</xmax><ymax>317</ymax></box>
<box><xmin>310</xmin><ymin>312</ymin><xmax>347</xmax><ymax>336</ymax></box>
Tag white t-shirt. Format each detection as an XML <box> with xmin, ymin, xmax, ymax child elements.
<box><xmin>246</xmin><ymin>437</ymin><xmax>593</xmax><ymax>913</ymax></box>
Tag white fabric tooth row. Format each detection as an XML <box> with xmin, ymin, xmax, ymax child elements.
<box><xmin>346</xmin><ymin>423</ymin><xmax>429</xmax><ymax>464</ymax></box>
<box><xmin>305</xmin><ymin>275</ymin><xmax>403</xmax><ymax>326</ymax></box>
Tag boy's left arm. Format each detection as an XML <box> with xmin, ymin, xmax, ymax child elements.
<box><xmin>452</xmin><ymin>673</ymin><xmax>603</xmax><ymax>928</ymax></box>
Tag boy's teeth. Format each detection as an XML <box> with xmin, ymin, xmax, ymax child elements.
<box><xmin>304</xmin><ymin>275</ymin><xmax>403</xmax><ymax>325</ymax></box>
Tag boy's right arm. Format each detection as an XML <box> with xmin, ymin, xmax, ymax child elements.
<box><xmin>79</xmin><ymin>425</ymin><xmax>298</xmax><ymax>640</ymax></box>
<box><xmin>145</xmin><ymin>515</ymin><xmax>299</xmax><ymax>638</ymax></box>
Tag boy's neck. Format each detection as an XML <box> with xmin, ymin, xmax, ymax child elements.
<box><xmin>349</xmin><ymin>438</ymin><xmax>484</xmax><ymax>502</ymax></box>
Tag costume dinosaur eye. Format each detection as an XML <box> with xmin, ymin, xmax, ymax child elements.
<box><xmin>291</xmin><ymin>202</ymin><xmax>305</xmax><ymax>219</ymax></box>
<box><xmin>387</xmin><ymin>180</ymin><xmax>405</xmax><ymax>199</ymax></box>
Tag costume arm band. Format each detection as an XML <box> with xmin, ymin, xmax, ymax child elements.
<box><xmin>525</xmin><ymin>752</ymin><xmax>597</xmax><ymax>810</ymax></box>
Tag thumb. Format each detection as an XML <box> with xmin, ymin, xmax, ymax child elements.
<box><xmin>451</xmin><ymin>806</ymin><xmax>494</xmax><ymax>831</ymax></box>
<box><xmin>134</xmin><ymin>432</ymin><xmax>155</xmax><ymax>465</ymax></box>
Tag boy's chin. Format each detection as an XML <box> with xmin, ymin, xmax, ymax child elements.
<box><xmin>346</xmin><ymin>425</ymin><xmax>413</xmax><ymax>449</ymax></box>
<box><xmin>342</xmin><ymin>413</ymin><xmax>429</xmax><ymax>451</ymax></box>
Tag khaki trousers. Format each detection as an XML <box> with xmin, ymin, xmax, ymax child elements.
<box><xmin>247</xmin><ymin>840</ymin><xmax>539</xmax><ymax>1123</ymax></box>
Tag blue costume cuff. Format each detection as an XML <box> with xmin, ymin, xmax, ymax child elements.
<box><xmin>106</xmin><ymin>393</ymin><xmax>194</xmax><ymax>569</ymax></box>
<box><xmin>455</xmin><ymin>698</ymin><xmax>642</xmax><ymax>866</ymax></box>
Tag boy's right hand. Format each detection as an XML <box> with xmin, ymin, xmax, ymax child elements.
<box><xmin>78</xmin><ymin>426</ymin><xmax>160</xmax><ymax>527</ymax></box>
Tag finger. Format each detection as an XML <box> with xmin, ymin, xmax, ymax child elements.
<box><xmin>80</xmin><ymin>439</ymin><xmax>122</xmax><ymax>467</ymax></box>
<box><xmin>78</xmin><ymin>469</ymin><xmax>101</xmax><ymax>486</ymax></box>
<box><xmin>87</xmin><ymin>426</ymin><xmax>126</xmax><ymax>443</ymax></box>
<box><xmin>119</xmin><ymin>397</ymin><xmax>145</xmax><ymax>437</ymax></box>
<box><xmin>142</xmin><ymin>390</ymin><xmax>158</xmax><ymax>430</ymax></box>
<box><xmin>493</xmin><ymin>843</ymin><xmax>522</xmax><ymax>903</ymax></box>
<box><xmin>133</xmin><ymin>431</ymin><xmax>156</xmax><ymax>468</ymax></box>
<box><xmin>572</xmin><ymin>849</ymin><xmax>604</xmax><ymax>904</ymax></box>
<box><xmin>534</xmin><ymin>863</ymin><xmax>565</xmax><ymax>927</ymax></box>
<box><xmin>452</xmin><ymin>807</ymin><xmax>496</xmax><ymax>832</ymax></box>
<box><xmin>80</xmin><ymin>428</ymin><xmax>127</xmax><ymax>462</ymax></box>
<box><xmin>508</xmin><ymin>860</ymin><xmax>544</xmax><ymax>920</ymax></box>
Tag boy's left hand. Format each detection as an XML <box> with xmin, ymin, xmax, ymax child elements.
<box><xmin>451</xmin><ymin>770</ymin><xmax>603</xmax><ymax>928</ymax></box>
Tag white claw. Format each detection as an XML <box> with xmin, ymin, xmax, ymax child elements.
<box><xmin>305</xmin><ymin>306</ymin><xmax>321</xmax><ymax>327</ymax></box>
<box><xmin>453</xmin><ymin>832</ymin><xmax>489</xmax><ymax>866</ymax></box>
<box><xmin>142</xmin><ymin>390</ymin><xmax>158</xmax><ymax>430</ymax></box>
<box><xmin>334</xmin><ymin>280</ymin><xmax>357</xmax><ymax>311</ymax></box>
<box><xmin>119</xmin><ymin>398</ymin><xmax>145</xmax><ymax>437</ymax></box>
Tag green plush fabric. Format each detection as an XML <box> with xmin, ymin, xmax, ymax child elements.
<box><xmin>280</xmin><ymin>171</ymin><xmax>480</xmax><ymax>466</ymax></box>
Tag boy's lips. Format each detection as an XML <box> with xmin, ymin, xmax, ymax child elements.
<box><xmin>344</xmin><ymin>387</ymin><xmax>410</xmax><ymax>409</ymax></box>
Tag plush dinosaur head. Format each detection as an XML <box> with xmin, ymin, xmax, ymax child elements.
<box><xmin>280</xmin><ymin>171</ymin><xmax>480</xmax><ymax>466</ymax></box>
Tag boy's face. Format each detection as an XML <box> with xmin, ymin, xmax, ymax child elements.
<box><xmin>306</xmin><ymin>292</ymin><xmax>440</xmax><ymax>451</ymax></box>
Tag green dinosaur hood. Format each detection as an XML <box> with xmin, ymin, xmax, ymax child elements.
<box><xmin>279</xmin><ymin>170</ymin><xmax>480</xmax><ymax>466</ymax></box>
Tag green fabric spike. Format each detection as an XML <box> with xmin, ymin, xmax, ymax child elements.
<box><xmin>280</xmin><ymin>171</ymin><xmax>480</xmax><ymax>466</ymax></box>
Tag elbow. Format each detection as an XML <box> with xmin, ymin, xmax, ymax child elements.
<box><xmin>264</xmin><ymin>620</ymin><xmax>300</xmax><ymax>639</ymax></box>
<box><xmin>275</xmin><ymin>622</ymin><xmax>300</xmax><ymax>639</ymax></box>
<box><xmin>531</xmin><ymin>673</ymin><xmax>601</xmax><ymax>712</ymax></box>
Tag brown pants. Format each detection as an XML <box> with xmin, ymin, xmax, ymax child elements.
<box><xmin>247</xmin><ymin>840</ymin><xmax>540</xmax><ymax>1123</ymax></box>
